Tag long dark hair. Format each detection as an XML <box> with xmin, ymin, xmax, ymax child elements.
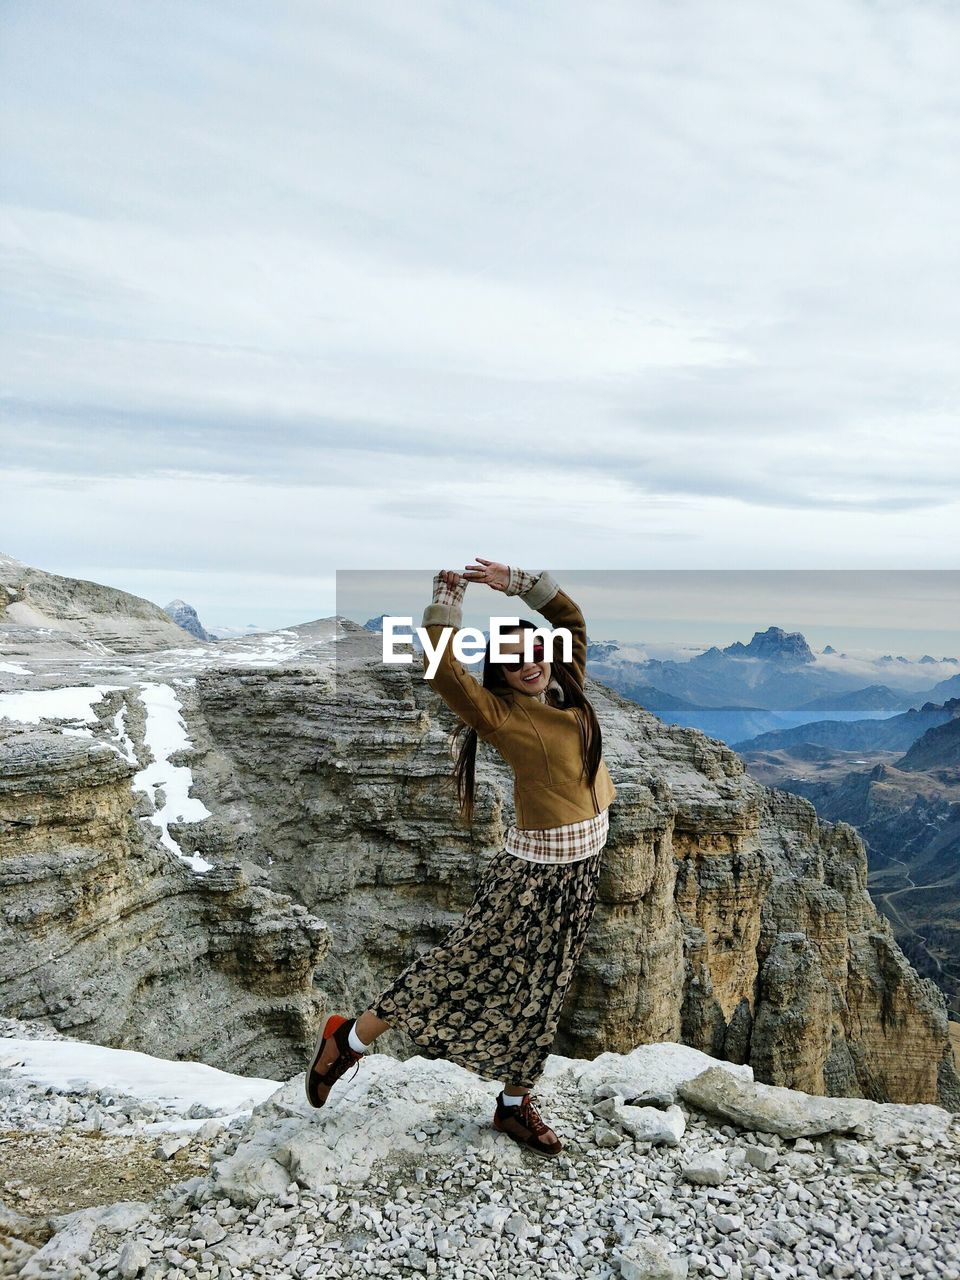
<box><xmin>449</xmin><ymin>618</ymin><xmax>603</xmax><ymax>825</ymax></box>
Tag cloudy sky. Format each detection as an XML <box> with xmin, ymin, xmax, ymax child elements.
<box><xmin>1</xmin><ymin>0</ymin><xmax>958</xmax><ymax>633</ymax></box>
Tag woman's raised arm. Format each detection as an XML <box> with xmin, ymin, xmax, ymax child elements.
<box><xmin>419</xmin><ymin>571</ymin><xmax>512</xmax><ymax>740</ymax></box>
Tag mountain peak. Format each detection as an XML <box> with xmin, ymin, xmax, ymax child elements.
<box><xmin>163</xmin><ymin>599</ymin><xmax>213</xmax><ymax>642</ymax></box>
<box><xmin>722</xmin><ymin>626</ymin><xmax>815</xmax><ymax>665</ymax></box>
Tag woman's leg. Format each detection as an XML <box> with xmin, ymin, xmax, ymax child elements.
<box><xmin>361</xmin><ymin>847</ymin><xmax>520</xmax><ymax>1069</ymax></box>
<box><xmin>354</xmin><ymin>1009</ymin><xmax>391</xmax><ymax>1043</ymax></box>
<box><xmin>307</xmin><ymin>1008</ymin><xmax>393</xmax><ymax>1109</ymax></box>
<box><xmin>494</xmin><ymin>848</ymin><xmax>606</xmax><ymax>1092</ymax></box>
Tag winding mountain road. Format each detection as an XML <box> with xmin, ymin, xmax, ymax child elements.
<box><xmin>872</xmin><ymin>855</ymin><xmax>951</xmax><ymax>977</ymax></box>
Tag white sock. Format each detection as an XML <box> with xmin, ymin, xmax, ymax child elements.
<box><xmin>501</xmin><ymin>1091</ymin><xmax>525</xmax><ymax>1106</ymax></box>
<box><xmin>348</xmin><ymin>1023</ymin><xmax>372</xmax><ymax>1053</ymax></box>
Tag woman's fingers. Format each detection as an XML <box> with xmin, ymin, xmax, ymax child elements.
<box><xmin>465</xmin><ymin>559</ymin><xmax>510</xmax><ymax>591</ymax></box>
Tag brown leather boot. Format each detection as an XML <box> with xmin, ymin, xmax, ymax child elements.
<box><xmin>305</xmin><ymin>1014</ymin><xmax>363</xmax><ymax>1109</ymax></box>
<box><xmin>493</xmin><ymin>1090</ymin><xmax>563</xmax><ymax>1157</ymax></box>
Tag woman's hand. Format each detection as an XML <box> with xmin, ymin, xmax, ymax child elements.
<box><xmin>462</xmin><ymin>558</ymin><xmax>509</xmax><ymax>593</ymax></box>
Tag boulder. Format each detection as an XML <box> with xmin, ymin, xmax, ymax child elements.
<box><xmin>678</xmin><ymin>1065</ymin><xmax>953</xmax><ymax>1143</ymax></box>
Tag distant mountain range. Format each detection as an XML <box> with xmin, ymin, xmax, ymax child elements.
<box><xmin>797</xmin><ymin>684</ymin><xmax>906</xmax><ymax>712</ymax></box>
<box><xmin>586</xmin><ymin>625</ymin><xmax>960</xmax><ymax>744</ymax></box>
<box><xmin>898</xmin><ymin>713</ymin><xmax>960</xmax><ymax>772</ymax></box>
<box><xmin>712</xmin><ymin>625</ymin><xmax>816</xmax><ymax>664</ymax></box>
<box><xmin>732</xmin><ymin>700</ymin><xmax>959</xmax><ymax>755</ymax></box>
<box><xmin>364</xmin><ymin>611</ymin><xmax>960</xmax><ymax>748</ymax></box>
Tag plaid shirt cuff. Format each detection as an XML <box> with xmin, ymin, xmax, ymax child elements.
<box><xmin>432</xmin><ymin>573</ymin><xmax>467</xmax><ymax>607</ymax></box>
<box><xmin>423</xmin><ymin>572</ymin><xmax>467</xmax><ymax>628</ymax></box>
<box><xmin>505</xmin><ymin>567</ymin><xmax>544</xmax><ymax>597</ymax></box>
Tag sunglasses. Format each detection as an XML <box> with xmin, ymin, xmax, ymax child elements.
<box><xmin>497</xmin><ymin>640</ymin><xmax>546</xmax><ymax>668</ymax></box>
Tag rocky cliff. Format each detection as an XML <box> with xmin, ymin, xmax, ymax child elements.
<box><xmin>0</xmin><ymin>720</ymin><xmax>327</xmax><ymax>1079</ymax></box>
<box><xmin>194</xmin><ymin>621</ymin><xmax>958</xmax><ymax>1109</ymax></box>
<box><xmin>747</xmin><ymin>703</ymin><xmax>960</xmax><ymax>1023</ymax></box>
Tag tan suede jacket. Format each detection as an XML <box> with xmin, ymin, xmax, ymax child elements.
<box><xmin>420</xmin><ymin>570</ymin><xmax>617</xmax><ymax>829</ymax></box>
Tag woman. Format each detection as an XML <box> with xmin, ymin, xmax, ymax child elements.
<box><xmin>306</xmin><ymin>558</ymin><xmax>616</xmax><ymax>1158</ymax></box>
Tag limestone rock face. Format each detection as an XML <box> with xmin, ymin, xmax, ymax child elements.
<box><xmin>0</xmin><ymin>724</ymin><xmax>328</xmax><ymax>1077</ymax></box>
<box><xmin>223</xmin><ymin>624</ymin><xmax>952</xmax><ymax>1109</ymax></box>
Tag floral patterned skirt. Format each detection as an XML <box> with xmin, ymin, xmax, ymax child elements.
<box><xmin>370</xmin><ymin>844</ymin><xmax>605</xmax><ymax>1089</ymax></box>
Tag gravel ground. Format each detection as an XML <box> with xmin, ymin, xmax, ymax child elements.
<box><xmin>1</xmin><ymin>1017</ymin><xmax>958</xmax><ymax>1280</ymax></box>
<box><xmin>0</xmin><ymin>1126</ymin><xmax>211</xmax><ymax>1220</ymax></box>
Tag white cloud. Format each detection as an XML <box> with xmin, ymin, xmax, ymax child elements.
<box><xmin>1</xmin><ymin>0</ymin><xmax>959</xmax><ymax>624</ymax></box>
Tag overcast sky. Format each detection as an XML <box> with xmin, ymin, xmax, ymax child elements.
<box><xmin>1</xmin><ymin>0</ymin><xmax>958</xmax><ymax>633</ymax></box>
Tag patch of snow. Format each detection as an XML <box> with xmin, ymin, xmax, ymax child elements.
<box><xmin>0</xmin><ymin>659</ymin><xmax>30</xmax><ymax>674</ymax></box>
<box><xmin>0</xmin><ymin>1037</ymin><xmax>279</xmax><ymax>1126</ymax></box>
<box><xmin>133</xmin><ymin>682</ymin><xmax>213</xmax><ymax>873</ymax></box>
<box><xmin>181</xmin><ymin>850</ymin><xmax>214</xmax><ymax>873</ymax></box>
<box><xmin>0</xmin><ymin>683</ymin><xmax>122</xmax><ymax>728</ymax></box>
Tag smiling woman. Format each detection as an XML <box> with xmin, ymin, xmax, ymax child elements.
<box><xmin>306</xmin><ymin>558</ymin><xmax>617</xmax><ymax>1161</ymax></box>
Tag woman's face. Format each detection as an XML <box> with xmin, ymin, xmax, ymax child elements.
<box><xmin>498</xmin><ymin>631</ymin><xmax>551</xmax><ymax>695</ymax></box>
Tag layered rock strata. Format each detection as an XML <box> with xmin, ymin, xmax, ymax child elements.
<box><xmin>1</xmin><ymin>589</ymin><xmax>956</xmax><ymax>1109</ymax></box>
<box><xmin>0</xmin><ymin>723</ymin><xmax>327</xmax><ymax>1078</ymax></box>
